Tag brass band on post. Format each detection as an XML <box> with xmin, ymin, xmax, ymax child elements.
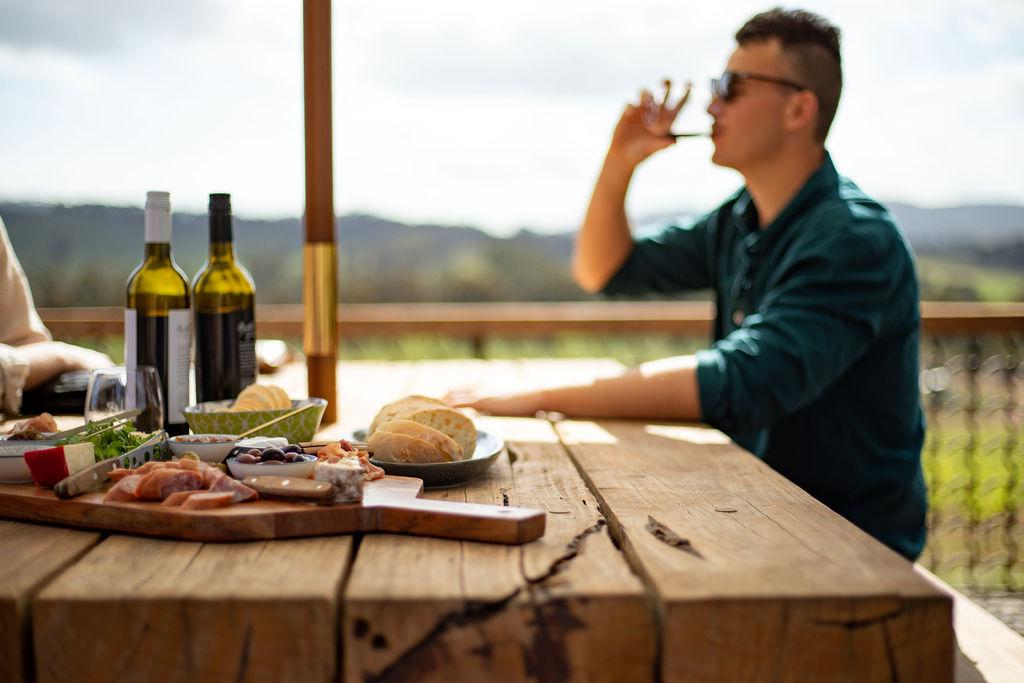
<box><xmin>303</xmin><ymin>243</ymin><xmax>337</xmax><ymax>356</ymax></box>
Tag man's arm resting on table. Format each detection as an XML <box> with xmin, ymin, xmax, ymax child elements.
<box><xmin>460</xmin><ymin>356</ymin><xmax>702</xmax><ymax>420</ymax></box>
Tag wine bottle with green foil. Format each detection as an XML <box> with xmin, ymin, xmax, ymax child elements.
<box><xmin>191</xmin><ymin>193</ymin><xmax>257</xmax><ymax>403</ymax></box>
<box><xmin>125</xmin><ymin>191</ymin><xmax>192</xmax><ymax>436</ymax></box>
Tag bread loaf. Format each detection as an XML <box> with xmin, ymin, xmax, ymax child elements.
<box><xmin>369</xmin><ymin>395</ymin><xmax>448</xmax><ymax>434</ymax></box>
<box><xmin>368</xmin><ymin>395</ymin><xmax>477</xmax><ymax>461</ymax></box>
<box><xmin>369</xmin><ymin>419</ymin><xmax>464</xmax><ymax>463</ymax></box>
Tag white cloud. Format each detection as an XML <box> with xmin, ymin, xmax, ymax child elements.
<box><xmin>0</xmin><ymin>0</ymin><xmax>221</xmax><ymax>54</ymax></box>
<box><xmin>0</xmin><ymin>0</ymin><xmax>1021</xmax><ymax>235</ymax></box>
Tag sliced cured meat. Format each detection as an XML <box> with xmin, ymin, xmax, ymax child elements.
<box><xmin>210</xmin><ymin>475</ymin><xmax>259</xmax><ymax>502</ymax></box>
<box><xmin>132</xmin><ymin>461</ymin><xmax>170</xmax><ymax>476</ymax></box>
<box><xmin>103</xmin><ymin>474</ymin><xmax>144</xmax><ymax>503</ymax></box>
<box><xmin>317</xmin><ymin>442</ymin><xmax>349</xmax><ymax>459</ymax></box>
<box><xmin>354</xmin><ymin>452</ymin><xmax>385</xmax><ymax>481</ymax></box>
<box><xmin>108</xmin><ymin>468</ymin><xmax>134</xmax><ymax>483</ymax></box>
<box><xmin>134</xmin><ymin>469</ymin><xmax>204</xmax><ymax>501</ymax></box>
<box><xmin>175</xmin><ymin>458</ymin><xmax>201</xmax><ymax>471</ymax></box>
<box><xmin>317</xmin><ymin>445</ymin><xmax>383</xmax><ymax>481</ymax></box>
<box><xmin>160</xmin><ymin>490</ymin><xmax>208</xmax><ymax>507</ymax></box>
<box><xmin>181</xmin><ymin>491</ymin><xmax>234</xmax><ymax>510</ymax></box>
<box><xmin>203</xmin><ymin>466</ymin><xmax>227</xmax><ymax>489</ymax></box>
<box><xmin>4</xmin><ymin>412</ymin><xmax>58</xmax><ymax>438</ymax></box>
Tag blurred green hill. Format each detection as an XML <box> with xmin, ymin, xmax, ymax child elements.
<box><xmin>1</xmin><ymin>201</ymin><xmax>1021</xmax><ymax>306</ymax></box>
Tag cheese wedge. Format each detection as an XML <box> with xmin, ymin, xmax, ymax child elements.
<box><xmin>313</xmin><ymin>458</ymin><xmax>364</xmax><ymax>503</ymax></box>
<box><xmin>23</xmin><ymin>443</ymin><xmax>96</xmax><ymax>488</ymax></box>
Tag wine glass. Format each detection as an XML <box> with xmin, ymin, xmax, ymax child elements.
<box><xmin>84</xmin><ymin>366</ymin><xmax>164</xmax><ymax>433</ymax></box>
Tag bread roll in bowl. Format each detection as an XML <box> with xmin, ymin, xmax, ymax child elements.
<box><xmin>368</xmin><ymin>420</ymin><xmax>464</xmax><ymax>463</ymax></box>
<box><xmin>368</xmin><ymin>396</ymin><xmax>477</xmax><ymax>459</ymax></box>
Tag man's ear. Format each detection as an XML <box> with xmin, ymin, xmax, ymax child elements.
<box><xmin>785</xmin><ymin>91</ymin><xmax>819</xmax><ymax>135</ymax></box>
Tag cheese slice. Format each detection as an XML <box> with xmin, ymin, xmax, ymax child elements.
<box><xmin>23</xmin><ymin>443</ymin><xmax>96</xmax><ymax>488</ymax></box>
<box><xmin>313</xmin><ymin>458</ymin><xmax>364</xmax><ymax>503</ymax></box>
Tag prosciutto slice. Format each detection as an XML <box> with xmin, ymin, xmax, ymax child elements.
<box><xmin>103</xmin><ymin>474</ymin><xmax>144</xmax><ymax>503</ymax></box>
<box><xmin>134</xmin><ymin>469</ymin><xmax>204</xmax><ymax>501</ymax></box>
<box><xmin>101</xmin><ymin>458</ymin><xmax>257</xmax><ymax>507</ymax></box>
<box><xmin>181</xmin><ymin>492</ymin><xmax>234</xmax><ymax>510</ymax></box>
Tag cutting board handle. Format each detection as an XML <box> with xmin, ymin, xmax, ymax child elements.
<box><xmin>371</xmin><ymin>498</ymin><xmax>545</xmax><ymax>544</ymax></box>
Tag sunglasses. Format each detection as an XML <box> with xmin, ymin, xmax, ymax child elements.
<box><xmin>711</xmin><ymin>70</ymin><xmax>807</xmax><ymax>102</ymax></box>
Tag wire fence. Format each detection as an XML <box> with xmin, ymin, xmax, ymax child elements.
<box><xmin>919</xmin><ymin>333</ymin><xmax>1022</xmax><ymax>590</ymax></box>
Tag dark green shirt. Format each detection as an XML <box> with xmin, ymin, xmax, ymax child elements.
<box><xmin>603</xmin><ymin>153</ymin><xmax>927</xmax><ymax>560</ymax></box>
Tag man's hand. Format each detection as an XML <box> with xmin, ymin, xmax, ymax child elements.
<box><xmin>19</xmin><ymin>341</ymin><xmax>112</xmax><ymax>391</ymax></box>
<box><xmin>609</xmin><ymin>79</ymin><xmax>692</xmax><ymax>168</ymax></box>
<box><xmin>443</xmin><ymin>386</ymin><xmax>543</xmax><ymax>417</ymax></box>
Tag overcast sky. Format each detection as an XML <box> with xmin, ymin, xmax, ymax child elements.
<box><xmin>1</xmin><ymin>0</ymin><xmax>1021</xmax><ymax>235</ymax></box>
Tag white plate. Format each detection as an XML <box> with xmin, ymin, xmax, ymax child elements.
<box><xmin>167</xmin><ymin>434</ymin><xmax>240</xmax><ymax>463</ymax></box>
<box><xmin>226</xmin><ymin>456</ymin><xmax>317</xmax><ymax>479</ymax></box>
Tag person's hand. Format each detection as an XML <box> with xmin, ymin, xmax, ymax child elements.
<box><xmin>20</xmin><ymin>341</ymin><xmax>113</xmax><ymax>390</ymax></box>
<box><xmin>609</xmin><ymin>79</ymin><xmax>692</xmax><ymax>168</ymax></box>
<box><xmin>443</xmin><ymin>386</ymin><xmax>544</xmax><ymax>417</ymax></box>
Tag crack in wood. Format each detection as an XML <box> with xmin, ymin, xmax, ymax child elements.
<box><xmin>363</xmin><ymin>587</ymin><xmax>523</xmax><ymax>682</ymax></box>
<box><xmin>882</xmin><ymin>617</ymin><xmax>901</xmax><ymax>682</ymax></box>
<box><xmin>234</xmin><ymin>625</ymin><xmax>253</xmax><ymax>683</ymax></box>
<box><xmin>521</xmin><ymin>590</ymin><xmax>585</xmax><ymax>682</ymax></box>
<box><xmin>524</xmin><ymin>519</ymin><xmax>606</xmax><ymax>586</ymax></box>
<box><xmin>645</xmin><ymin>515</ymin><xmax>704</xmax><ymax>559</ymax></box>
<box><xmin>364</xmin><ymin>519</ymin><xmax>607</xmax><ymax>682</ymax></box>
<box><xmin>813</xmin><ymin>611</ymin><xmax>901</xmax><ymax>630</ymax></box>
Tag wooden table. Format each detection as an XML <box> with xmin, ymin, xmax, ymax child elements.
<box><xmin>1</xmin><ymin>360</ymin><xmax>955</xmax><ymax>683</ymax></box>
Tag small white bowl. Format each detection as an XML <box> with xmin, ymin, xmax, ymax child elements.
<box><xmin>226</xmin><ymin>456</ymin><xmax>317</xmax><ymax>479</ymax></box>
<box><xmin>167</xmin><ymin>434</ymin><xmax>240</xmax><ymax>463</ymax></box>
<box><xmin>0</xmin><ymin>454</ymin><xmax>34</xmax><ymax>483</ymax></box>
<box><xmin>0</xmin><ymin>439</ymin><xmax>59</xmax><ymax>483</ymax></box>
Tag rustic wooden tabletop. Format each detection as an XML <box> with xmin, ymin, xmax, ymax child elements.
<box><xmin>1</xmin><ymin>359</ymin><xmax>955</xmax><ymax>683</ymax></box>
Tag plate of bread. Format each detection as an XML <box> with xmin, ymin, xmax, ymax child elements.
<box><xmin>354</xmin><ymin>395</ymin><xmax>504</xmax><ymax>488</ymax></box>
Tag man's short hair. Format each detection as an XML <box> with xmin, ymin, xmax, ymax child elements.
<box><xmin>736</xmin><ymin>8</ymin><xmax>842</xmax><ymax>143</ymax></box>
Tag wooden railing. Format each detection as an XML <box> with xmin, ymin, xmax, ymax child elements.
<box><xmin>35</xmin><ymin>300</ymin><xmax>1024</xmax><ymax>590</ymax></box>
<box><xmin>37</xmin><ymin>301</ymin><xmax>1024</xmax><ymax>341</ymax></box>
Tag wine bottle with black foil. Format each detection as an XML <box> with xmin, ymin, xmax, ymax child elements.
<box><xmin>191</xmin><ymin>193</ymin><xmax>257</xmax><ymax>403</ymax></box>
<box><xmin>125</xmin><ymin>191</ymin><xmax>192</xmax><ymax>436</ymax></box>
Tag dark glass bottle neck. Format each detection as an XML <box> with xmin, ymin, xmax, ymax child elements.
<box><xmin>209</xmin><ymin>211</ymin><xmax>234</xmax><ymax>243</ymax></box>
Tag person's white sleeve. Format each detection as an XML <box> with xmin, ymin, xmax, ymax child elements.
<box><xmin>0</xmin><ymin>343</ymin><xmax>30</xmax><ymax>415</ymax></box>
<box><xmin>0</xmin><ymin>215</ymin><xmax>52</xmax><ymax>347</ymax></box>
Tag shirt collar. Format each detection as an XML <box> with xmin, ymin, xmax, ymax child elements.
<box><xmin>731</xmin><ymin>151</ymin><xmax>838</xmax><ymax>235</ymax></box>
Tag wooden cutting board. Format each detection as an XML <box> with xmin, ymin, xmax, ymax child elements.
<box><xmin>0</xmin><ymin>477</ymin><xmax>545</xmax><ymax>544</ymax></box>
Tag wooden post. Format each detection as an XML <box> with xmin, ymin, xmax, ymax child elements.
<box><xmin>303</xmin><ymin>0</ymin><xmax>337</xmax><ymax>423</ymax></box>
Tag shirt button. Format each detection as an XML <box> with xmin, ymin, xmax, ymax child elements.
<box><xmin>732</xmin><ymin>310</ymin><xmax>745</xmax><ymax>326</ymax></box>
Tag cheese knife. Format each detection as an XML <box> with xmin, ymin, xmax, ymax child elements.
<box><xmin>53</xmin><ymin>428</ymin><xmax>163</xmax><ymax>500</ymax></box>
<box><xmin>242</xmin><ymin>475</ymin><xmax>338</xmax><ymax>503</ymax></box>
<box><xmin>54</xmin><ymin>456</ymin><xmax>133</xmax><ymax>500</ymax></box>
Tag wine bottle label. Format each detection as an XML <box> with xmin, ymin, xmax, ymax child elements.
<box><xmin>196</xmin><ymin>309</ymin><xmax>256</xmax><ymax>402</ymax></box>
<box><xmin>167</xmin><ymin>308</ymin><xmax>191</xmax><ymax>423</ymax></box>
<box><xmin>125</xmin><ymin>308</ymin><xmax>191</xmax><ymax>427</ymax></box>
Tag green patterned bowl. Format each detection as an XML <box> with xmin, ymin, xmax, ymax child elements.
<box><xmin>183</xmin><ymin>398</ymin><xmax>327</xmax><ymax>443</ymax></box>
